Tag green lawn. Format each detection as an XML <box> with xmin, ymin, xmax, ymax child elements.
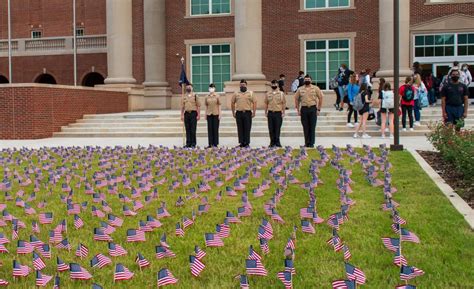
<box><xmin>0</xmin><ymin>147</ymin><xmax>473</xmax><ymax>289</ymax></box>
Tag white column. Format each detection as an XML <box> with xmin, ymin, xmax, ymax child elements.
<box><xmin>143</xmin><ymin>0</ymin><xmax>168</xmax><ymax>87</ymax></box>
<box><xmin>232</xmin><ymin>0</ymin><xmax>265</xmax><ymax>80</ymax></box>
<box><xmin>377</xmin><ymin>0</ymin><xmax>412</xmax><ymax>78</ymax></box>
<box><xmin>104</xmin><ymin>0</ymin><xmax>136</xmax><ymax>84</ymax></box>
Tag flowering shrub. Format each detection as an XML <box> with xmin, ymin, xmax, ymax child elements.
<box><xmin>428</xmin><ymin>122</ymin><xmax>474</xmax><ymax>188</ymax></box>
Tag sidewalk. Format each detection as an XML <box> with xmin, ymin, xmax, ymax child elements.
<box><xmin>0</xmin><ymin>136</ymin><xmax>434</xmax><ymax>151</ymax></box>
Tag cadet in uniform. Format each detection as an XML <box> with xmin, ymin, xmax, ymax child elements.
<box><xmin>205</xmin><ymin>83</ymin><xmax>221</xmax><ymax>147</ymax></box>
<box><xmin>181</xmin><ymin>83</ymin><xmax>200</xmax><ymax>148</ymax></box>
<box><xmin>265</xmin><ymin>79</ymin><xmax>286</xmax><ymax>147</ymax></box>
<box><xmin>231</xmin><ymin>79</ymin><xmax>257</xmax><ymax>148</ymax></box>
<box><xmin>294</xmin><ymin>74</ymin><xmax>323</xmax><ymax>148</ymax></box>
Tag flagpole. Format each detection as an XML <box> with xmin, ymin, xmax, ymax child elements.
<box><xmin>7</xmin><ymin>0</ymin><xmax>12</xmax><ymax>83</ymax></box>
<box><xmin>181</xmin><ymin>57</ymin><xmax>186</xmax><ymax>147</ymax></box>
<box><xmin>73</xmin><ymin>0</ymin><xmax>77</xmax><ymax>86</ymax></box>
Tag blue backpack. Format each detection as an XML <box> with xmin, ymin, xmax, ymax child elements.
<box><xmin>402</xmin><ymin>85</ymin><xmax>414</xmax><ymax>101</ymax></box>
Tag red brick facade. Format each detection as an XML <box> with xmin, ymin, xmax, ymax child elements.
<box><xmin>0</xmin><ymin>85</ymin><xmax>128</xmax><ymax>139</ymax></box>
<box><xmin>410</xmin><ymin>0</ymin><xmax>474</xmax><ymax>25</ymax></box>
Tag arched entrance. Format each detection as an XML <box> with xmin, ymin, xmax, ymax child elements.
<box><xmin>82</xmin><ymin>72</ymin><xmax>105</xmax><ymax>87</ymax></box>
<box><xmin>35</xmin><ymin>73</ymin><xmax>57</xmax><ymax>84</ymax></box>
<box><xmin>0</xmin><ymin>75</ymin><xmax>9</xmax><ymax>84</ymax></box>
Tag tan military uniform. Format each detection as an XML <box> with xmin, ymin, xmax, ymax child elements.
<box><xmin>265</xmin><ymin>91</ymin><xmax>286</xmax><ymax>112</ymax></box>
<box><xmin>182</xmin><ymin>94</ymin><xmax>199</xmax><ymax>112</ymax></box>
<box><xmin>205</xmin><ymin>93</ymin><xmax>220</xmax><ymax>115</ymax></box>
<box><xmin>231</xmin><ymin>91</ymin><xmax>256</xmax><ymax>111</ymax></box>
<box><xmin>294</xmin><ymin>84</ymin><xmax>323</xmax><ymax>107</ymax></box>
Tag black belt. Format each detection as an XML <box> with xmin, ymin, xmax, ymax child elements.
<box><xmin>301</xmin><ymin>105</ymin><xmax>316</xmax><ymax>108</ymax></box>
<box><xmin>184</xmin><ymin>110</ymin><xmax>197</xmax><ymax>113</ymax></box>
<box><xmin>236</xmin><ymin>110</ymin><xmax>251</xmax><ymax>113</ymax></box>
<box><xmin>268</xmin><ymin>110</ymin><xmax>282</xmax><ymax>113</ymax></box>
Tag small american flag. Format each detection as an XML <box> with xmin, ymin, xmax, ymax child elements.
<box><xmin>146</xmin><ymin>215</ymin><xmax>162</xmax><ymax>228</ymax></box>
<box><xmin>226</xmin><ymin>211</ymin><xmax>241</xmax><ymax>223</ymax></box>
<box><xmin>32</xmin><ymin>252</ymin><xmax>46</xmax><ymax>270</ymax></box>
<box><xmin>395</xmin><ymin>285</ymin><xmax>417</xmax><ymax>289</ymax></box>
<box><xmin>248</xmin><ymin>245</ymin><xmax>262</xmax><ymax>261</ymax></box>
<box><xmin>12</xmin><ymin>260</ymin><xmax>31</xmax><ymax>277</ymax></box>
<box><xmin>73</xmin><ymin>215</ymin><xmax>84</xmax><ymax>229</ymax></box>
<box><xmin>342</xmin><ymin>244</ymin><xmax>352</xmax><ymax>261</ymax></box>
<box><xmin>29</xmin><ymin>235</ymin><xmax>44</xmax><ymax>248</ymax></box>
<box><xmin>182</xmin><ymin>216</ymin><xmax>194</xmax><ymax>229</ymax></box>
<box><xmin>32</xmin><ymin>221</ymin><xmax>40</xmax><ymax>233</ymax></box>
<box><xmin>271</xmin><ymin>208</ymin><xmax>285</xmax><ymax>224</ymax></box>
<box><xmin>345</xmin><ymin>263</ymin><xmax>366</xmax><ymax>285</ymax></box>
<box><xmin>393</xmin><ymin>248</ymin><xmax>407</xmax><ymax>267</ymax></box>
<box><xmin>400</xmin><ymin>265</ymin><xmax>424</xmax><ymax>281</ymax></box>
<box><xmin>259</xmin><ymin>238</ymin><xmax>270</xmax><ymax>254</ymax></box>
<box><xmin>286</xmin><ymin>237</ymin><xmax>296</xmax><ymax>250</ymax></box>
<box><xmin>238</xmin><ymin>206</ymin><xmax>252</xmax><ymax>217</ymax></box>
<box><xmin>90</xmin><ymin>253</ymin><xmax>112</xmax><ymax>269</ymax></box>
<box><xmin>237</xmin><ymin>274</ymin><xmax>249</xmax><ymax>289</ymax></box>
<box><xmin>38</xmin><ymin>244</ymin><xmax>51</xmax><ymax>259</ymax></box>
<box><xmin>157</xmin><ymin>268</ymin><xmax>178</xmax><ymax>287</ymax></box>
<box><xmin>56</xmin><ymin>257</ymin><xmax>69</xmax><ymax>272</ymax></box>
<box><xmin>53</xmin><ymin>275</ymin><xmax>60</xmax><ymax>289</ymax></box>
<box><xmin>35</xmin><ymin>270</ymin><xmax>53</xmax><ymax>287</ymax></box>
<box><xmin>258</xmin><ymin>225</ymin><xmax>273</xmax><ymax>240</ymax></box>
<box><xmin>126</xmin><ymin>229</ymin><xmax>146</xmax><ymax>242</ymax></box>
<box><xmin>108</xmin><ymin>214</ymin><xmax>123</xmax><ymax>227</ymax></box>
<box><xmin>93</xmin><ymin>228</ymin><xmax>113</xmax><ymax>242</ymax></box>
<box><xmin>284</xmin><ymin>259</ymin><xmax>296</xmax><ymax>275</ymax></box>
<box><xmin>382</xmin><ymin>237</ymin><xmax>400</xmax><ymax>252</ymax></box>
<box><xmin>277</xmin><ymin>270</ymin><xmax>292</xmax><ymax>289</ymax></box>
<box><xmin>194</xmin><ymin>245</ymin><xmax>206</xmax><ymax>260</ymax></box>
<box><xmin>114</xmin><ymin>263</ymin><xmax>134</xmax><ymax>281</ymax></box>
<box><xmin>301</xmin><ymin>220</ymin><xmax>315</xmax><ymax>234</ymax></box>
<box><xmin>300</xmin><ymin>207</ymin><xmax>314</xmax><ymax>219</ymax></box>
<box><xmin>108</xmin><ymin>242</ymin><xmax>128</xmax><ymax>257</ymax></box>
<box><xmin>331</xmin><ymin>279</ymin><xmax>356</xmax><ymax>289</ymax></box>
<box><xmin>75</xmin><ymin>243</ymin><xmax>89</xmax><ymax>258</ymax></box>
<box><xmin>56</xmin><ymin>238</ymin><xmax>71</xmax><ymax>250</ymax></box>
<box><xmin>175</xmin><ymin>222</ymin><xmax>185</xmax><ymax>237</ymax></box>
<box><xmin>69</xmin><ymin>263</ymin><xmax>92</xmax><ymax>280</ymax></box>
<box><xmin>0</xmin><ymin>279</ymin><xmax>8</xmax><ymax>286</ymax></box>
<box><xmin>205</xmin><ymin>233</ymin><xmax>224</xmax><ymax>247</ymax></box>
<box><xmin>245</xmin><ymin>259</ymin><xmax>267</xmax><ymax>276</ymax></box>
<box><xmin>189</xmin><ymin>255</ymin><xmax>206</xmax><ymax>277</ymax></box>
<box><xmin>400</xmin><ymin>228</ymin><xmax>420</xmax><ymax>243</ymax></box>
<box><xmin>155</xmin><ymin>246</ymin><xmax>176</xmax><ymax>259</ymax></box>
<box><xmin>135</xmin><ymin>253</ymin><xmax>150</xmax><ymax>269</ymax></box>
<box><xmin>39</xmin><ymin>212</ymin><xmax>53</xmax><ymax>224</ymax></box>
<box><xmin>17</xmin><ymin>240</ymin><xmax>34</xmax><ymax>254</ymax></box>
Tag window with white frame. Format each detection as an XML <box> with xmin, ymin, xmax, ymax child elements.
<box><xmin>414</xmin><ymin>33</ymin><xmax>474</xmax><ymax>57</ymax></box>
<box><xmin>76</xmin><ymin>28</ymin><xmax>85</xmax><ymax>37</ymax></box>
<box><xmin>191</xmin><ymin>0</ymin><xmax>230</xmax><ymax>16</ymax></box>
<box><xmin>305</xmin><ymin>0</ymin><xmax>349</xmax><ymax>9</ymax></box>
<box><xmin>305</xmin><ymin>39</ymin><xmax>350</xmax><ymax>90</ymax></box>
<box><xmin>191</xmin><ymin>44</ymin><xmax>231</xmax><ymax>93</ymax></box>
<box><xmin>31</xmin><ymin>30</ymin><xmax>42</xmax><ymax>39</ymax></box>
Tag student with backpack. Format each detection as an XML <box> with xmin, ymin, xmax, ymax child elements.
<box><xmin>379</xmin><ymin>82</ymin><xmax>394</xmax><ymax>139</ymax></box>
<box><xmin>345</xmin><ymin>73</ymin><xmax>359</xmax><ymax>128</ymax></box>
<box><xmin>399</xmin><ymin>76</ymin><xmax>416</xmax><ymax>131</ymax></box>
<box><xmin>353</xmin><ymin>83</ymin><xmax>372</xmax><ymax>139</ymax></box>
<box><xmin>291</xmin><ymin>71</ymin><xmax>305</xmax><ymax>93</ymax></box>
<box><xmin>413</xmin><ymin>73</ymin><xmax>428</xmax><ymax>126</ymax></box>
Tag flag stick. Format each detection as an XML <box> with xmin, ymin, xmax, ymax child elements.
<box><xmin>181</xmin><ymin>57</ymin><xmax>186</xmax><ymax>147</ymax></box>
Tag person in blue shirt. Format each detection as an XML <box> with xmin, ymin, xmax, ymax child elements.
<box><xmin>345</xmin><ymin>73</ymin><xmax>359</xmax><ymax>128</ymax></box>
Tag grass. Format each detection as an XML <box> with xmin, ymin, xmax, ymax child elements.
<box><xmin>0</xmin><ymin>146</ymin><xmax>473</xmax><ymax>289</ymax></box>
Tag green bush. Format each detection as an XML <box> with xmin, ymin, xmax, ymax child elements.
<box><xmin>427</xmin><ymin>121</ymin><xmax>474</xmax><ymax>186</ymax></box>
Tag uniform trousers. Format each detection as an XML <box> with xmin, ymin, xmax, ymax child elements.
<box><xmin>184</xmin><ymin>111</ymin><xmax>197</xmax><ymax>147</ymax></box>
<box><xmin>267</xmin><ymin>111</ymin><xmax>283</xmax><ymax>147</ymax></box>
<box><xmin>236</xmin><ymin>110</ymin><xmax>252</xmax><ymax>147</ymax></box>
<box><xmin>300</xmin><ymin>105</ymin><xmax>318</xmax><ymax>147</ymax></box>
<box><xmin>207</xmin><ymin>115</ymin><xmax>219</xmax><ymax>147</ymax></box>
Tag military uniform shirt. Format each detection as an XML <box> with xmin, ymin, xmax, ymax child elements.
<box><xmin>232</xmin><ymin>91</ymin><xmax>256</xmax><ymax>111</ymax></box>
<box><xmin>182</xmin><ymin>94</ymin><xmax>199</xmax><ymax>112</ymax></box>
<box><xmin>265</xmin><ymin>91</ymin><xmax>286</xmax><ymax>112</ymax></box>
<box><xmin>205</xmin><ymin>93</ymin><xmax>220</xmax><ymax>115</ymax></box>
<box><xmin>294</xmin><ymin>85</ymin><xmax>323</xmax><ymax>107</ymax></box>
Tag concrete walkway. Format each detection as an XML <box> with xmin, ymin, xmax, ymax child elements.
<box><xmin>0</xmin><ymin>136</ymin><xmax>434</xmax><ymax>150</ymax></box>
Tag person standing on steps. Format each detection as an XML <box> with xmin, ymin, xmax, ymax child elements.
<box><xmin>294</xmin><ymin>74</ymin><xmax>323</xmax><ymax>148</ymax></box>
<box><xmin>399</xmin><ymin>76</ymin><xmax>416</xmax><ymax>132</ymax></box>
<box><xmin>265</xmin><ymin>80</ymin><xmax>286</xmax><ymax>148</ymax></box>
<box><xmin>231</xmin><ymin>79</ymin><xmax>257</xmax><ymax>148</ymax></box>
<box><xmin>441</xmin><ymin>69</ymin><xmax>469</xmax><ymax>130</ymax></box>
<box><xmin>181</xmin><ymin>83</ymin><xmax>200</xmax><ymax>148</ymax></box>
<box><xmin>205</xmin><ymin>83</ymin><xmax>221</xmax><ymax>148</ymax></box>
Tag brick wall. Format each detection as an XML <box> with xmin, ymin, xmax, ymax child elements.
<box><xmin>410</xmin><ymin>0</ymin><xmax>474</xmax><ymax>25</ymax></box>
<box><xmin>132</xmin><ymin>0</ymin><xmax>145</xmax><ymax>84</ymax></box>
<box><xmin>0</xmin><ymin>85</ymin><xmax>128</xmax><ymax>139</ymax></box>
<box><xmin>0</xmin><ymin>54</ymin><xmax>107</xmax><ymax>85</ymax></box>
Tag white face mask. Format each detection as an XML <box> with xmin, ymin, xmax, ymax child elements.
<box><xmin>462</xmin><ymin>66</ymin><xmax>468</xmax><ymax>71</ymax></box>
<box><xmin>209</xmin><ymin>87</ymin><xmax>215</xmax><ymax>93</ymax></box>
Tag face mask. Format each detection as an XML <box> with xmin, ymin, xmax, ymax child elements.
<box><xmin>451</xmin><ymin>76</ymin><xmax>460</xmax><ymax>82</ymax></box>
<box><xmin>186</xmin><ymin>88</ymin><xmax>192</xmax><ymax>93</ymax></box>
<box><xmin>304</xmin><ymin>80</ymin><xmax>311</xmax><ymax>86</ymax></box>
<box><xmin>240</xmin><ymin>87</ymin><xmax>247</xmax><ymax>93</ymax></box>
<box><xmin>209</xmin><ymin>88</ymin><xmax>215</xmax><ymax>93</ymax></box>
<box><xmin>462</xmin><ymin>67</ymin><xmax>468</xmax><ymax>71</ymax></box>
<box><xmin>271</xmin><ymin>85</ymin><xmax>278</xmax><ymax>90</ymax></box>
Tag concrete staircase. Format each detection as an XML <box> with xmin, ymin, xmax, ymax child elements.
<box><xmin>53</xmin><ymin>107</ymin><xmax>474</xmax><ymax>138</ymax></box>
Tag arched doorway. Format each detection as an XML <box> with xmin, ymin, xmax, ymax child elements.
<box><xmin>0</xmin><ymin>75</ymin><xmax>8</xmax><ymax>84</ymax></box>
<box><xmin>82</xmin><ymin>72</ymin><xmax>105</xmax><ymax>87</ymax></box>
<box><xmin>35</xmin><ymin>73</ymin><xmax>57</xmax><ymax>84</ymax></box>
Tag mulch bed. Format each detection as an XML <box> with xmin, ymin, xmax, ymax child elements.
<box><xmin>418</xmin><ymin>150</ymin><xmax>473</xmax><ymax>209</ymax></box>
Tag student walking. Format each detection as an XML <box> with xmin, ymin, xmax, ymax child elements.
<box><xmin>353</xmin><ymin>83</ymin><xmax>372</xmax><ymax>139</ymax></box>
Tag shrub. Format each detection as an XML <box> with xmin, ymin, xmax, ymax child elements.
<box><xmin>427</xmin><ymin>122</ymin><xmax>474</xmax><ymax>187</ymax></box>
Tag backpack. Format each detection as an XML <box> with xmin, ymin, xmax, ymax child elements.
<box><xmin>352</xmin><ymin>92</ymin><xmax>364</xmax><ymax>111</ymax></box>
<box><xmin>417</xmin><ymin>84</ymin><xmax>429</xmax><ymax>108</ymax></box>
<box><xmin>402</xmin><ymin>85</ymin><xmax>414</xmax><ymax>101</ymax></box>
<box><xmin>381</xmin><ymin>91</ymin><xmax>394</xmax><ymax>109</ymax></box>
<box><xmin>291</xmin><ymin>79</ymin><xmax>299</xmax><ymax>93</ymax></box>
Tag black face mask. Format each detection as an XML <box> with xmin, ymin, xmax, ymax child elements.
<box><xmin>304</xmin><ymin>81</ymin><xmax>311</xmax><ymax>86</ymax></box>
<box><xmin>186</xmin><ymin>88</ymin><xmax>192</xmax><ymax>93</ymax></box>
<box><xmin>451</xmin><ymin>76</ymin><xmax>460</xmax><ymax>82</ymax></box>
<box><xmin>271</xmin><ymin>85</ymin><xmax>278</xmax><ymax>90</ymax></box>
<box><xmin>240</xmin><ymin>87</ymin><xmax>247</xmax><ymax>93</ymax></box>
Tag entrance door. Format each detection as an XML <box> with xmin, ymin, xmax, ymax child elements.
<box><xmin>433</xmin><ymin>63</ymin><xmax>451</xmax><ymax>79</ymax></box>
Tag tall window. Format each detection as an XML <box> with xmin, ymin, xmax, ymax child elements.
<box><xmin>305</xmin><ymin>0</ymin><xmax>349</xmax><ymax>9</ymax></box>
<box><xmin>191</xmin><ymin>0</ymin><xmax>230</xmax><ymax>16</ymax></box>
<box><xmin>191</xmin><ymin>44</ymin><xmax>231</xmax><ymax>93</ymax></box>
<box><xmin>414</xmin><ymin>33</ymin><xmax>474</xmax><ymax>57</ymax></box>
<box><xmin>305</xmin><ymin>39</ymin><xmax>350</xmax><ymax>90</ymax></box>
<box><xmin>31</xmin><ymin>30</ymin><xmax>42</xmax><ymax>39</ymax></box>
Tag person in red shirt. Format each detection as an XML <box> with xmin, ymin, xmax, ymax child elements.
<box><xmin>399</xmin><ymin>76</ymin><xmax>417</xmax><ymax>131</ymax></box>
